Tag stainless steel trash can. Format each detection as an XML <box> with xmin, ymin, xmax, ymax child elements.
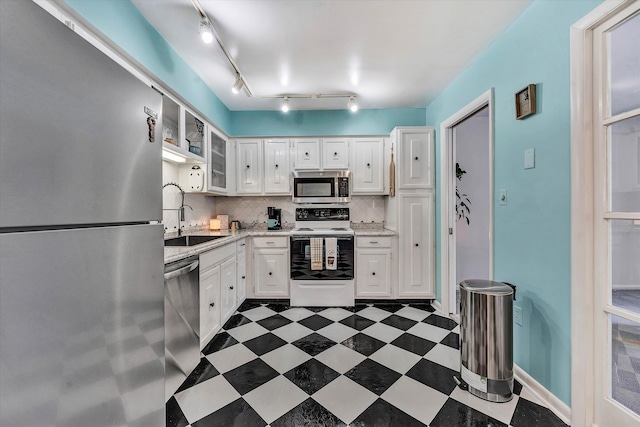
<box><xmin>459</xmin><ymin>279</ymin><xmax>515</xmax><ymax>402</ymax></box>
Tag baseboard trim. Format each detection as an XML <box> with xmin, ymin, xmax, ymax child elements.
<box><xmin>514</xmin><ymin>364</ymin><xmax>571</xmax><ymax>425</ymax></box>
<box><xmin>432</xmin><ymin>299</ymin><xmax>443</xmax><ymax>313</ymax></box>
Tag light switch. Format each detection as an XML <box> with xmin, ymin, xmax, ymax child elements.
<box><xmin>499</xmin><ymin>189</ymin><xmax>507</xmax><ymax>205</ymax></box>
<box><xmin>524</xmin><ymin>148</ymin><xmax>535</xmax><ymax>169</ymax></box>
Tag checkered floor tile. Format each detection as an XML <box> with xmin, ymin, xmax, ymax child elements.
<box><xmin>167</xmin><ymin>301</ymin><xmax>567</xmax><ymax>427</ymax></box>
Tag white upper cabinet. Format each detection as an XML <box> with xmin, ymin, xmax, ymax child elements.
<box><xmin>207</xmin><ymin>127</ymin><xmax>228</xmax><ymax>194</ymax></box>
<box><xmin>264</xmin><ymin>139</ymin><xmax>291</xmax><ymax>194</ymax></box>
<box><xmin>322</xmin><ymin>138</ymin><xmax>350</xmax><ymax>170</ymax></box>
<box><xmin>293</xmin><ymin>138</ymin><xmax>321</xmax><ymax>170</ymax></box>
<box><xmin>161</xmin><ymin>95</ymin><xmax>207</xmax><ymax>163</ymax></box>
<box><xmin>351</xmin><ymin>138</ymin><xmax>385</xmax><ymax>194</ymax></box>
<box><xmin>236</xmin><ymin>139</ymin><xmax>263</xmax><ymax>194</ymax></box>
<box><xmin>393</xmin><ymin>127</ymin><xmax>434</xmax><ymax>189</ymax></box>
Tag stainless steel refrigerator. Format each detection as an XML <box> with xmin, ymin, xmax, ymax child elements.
<box><xmin>0</xmin><ymin>2</ymin><xmax>165</xmax><ymax>426</ymax></box>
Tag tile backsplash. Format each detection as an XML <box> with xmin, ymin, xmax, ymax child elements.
<box><xmin>215</xmin><ymin>195</ymin><xmax>386</xmax><ymax>227</ymax></box>
<box><xmin>163</xmin><ymin>161</ymin><xmax>386</xmax><ymax>231</ymax></box>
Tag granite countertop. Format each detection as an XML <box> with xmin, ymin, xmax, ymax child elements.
<box><xmin>164</xmin><ymin>228</ymin><xmax>290</xmax><ymax>264</ymax></box>
<box><xmin>164</xmin><ymin>224</ymin><xmax>396</xmax><ymax>263</ymax></box>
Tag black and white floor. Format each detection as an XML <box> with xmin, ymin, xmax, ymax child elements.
<box><xmin>167</xmin><ymin>301</ymin><xmax>567</xmax><ymax>426</ymax></box>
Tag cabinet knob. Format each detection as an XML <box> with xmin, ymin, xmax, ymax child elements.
<box><xmin>415</xmin><ymin>243</ymin><xmax>419</xmax><ymax>247</ymax></box>
<box><xmin>229</xmin><ymin>286</ymin><xmax>234</xmax><ymax>290</ymax></box>
<box><xmin>275</xmin><ymin>164</ymin><xmax>279</xmax><ymax>168</ymax></box>
<box><xmin>246</xmin><ymin>165</ymin><xmax>250</xmax><ymax>168</ymax></box>
<box><xmin>269</xmin><ymin>272</ymin><xmax>273</xmax><ymax>276</ymax></box>
<box><xmin>367</xmin><ymin>163</ymin><xmax>371</xmax><ymax>167</ymax></box>
<box><xmin>334</xmin><ymin>152</ymin><xmax>338</xmax><ymax>156</ymax></box>
<box><xmin>372</xmin><ymin>272</ymin><xmax>376</xmax><ymax>276</ymax></box>
<box><xmin>414</xmin><ymin>156</ymin><xmax>419</xmax><ymax>160</ymax></box>
<box><xmin>209</xmin><ymin>302</ymin><xmax>215</xmax><ymax>307</ymax></box>
<box><xmin>242</xmin><ymin>276</ymin><xmax>245</xmax><ymax>279</ymax></box>
<box><xmin>305</xmin><ymin>152</ymin><xmax>309</xmax><ymax>156</ymax></box>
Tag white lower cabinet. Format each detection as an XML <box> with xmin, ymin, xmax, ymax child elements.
<box><xmin>199</xmin><ymin>242</ymin><xmax>236</xmax><ymax>349</ymax></box>
<box><xmin>397</xmin><ymin>193</ymin><xmax>434</xmax><ymax>297</ymax></box>
<box><xmin>236</xmin><ymin>239</ymin><xmax>247</xmax><ymax>305</ymax></box>
<box><xmin>220</xmin><ymin>256</ymin><xmax>237</xmax><ymax>323</ymax></box>
<box><xmin>199</xmin><ymin>263</ymin><xmax>221</xmax><ymax>349</ymax></box>
<box><xmin>356</xmin><ymin>236</ymin><xmax>393</xmax><ymax>298</ymax></box>
<box><xmin>253</xmin><ymin>237</ymin><xmax>289</xmax><ymax>297</ymax></box>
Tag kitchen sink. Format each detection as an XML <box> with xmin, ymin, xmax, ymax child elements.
<box><xmin>164</xmin><ymin>235</ymin><xmax>225</xmax><ymax>247</ymax></box>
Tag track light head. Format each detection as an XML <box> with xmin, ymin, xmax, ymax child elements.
<box><xmin>281</xmin><ymin>97</ymin><xmax>290</xmax><ymax>113</ymax></box>
<box><xmin>231</xmin><ymin>74</ymin><xmax>244</xmax><ymax>94</ymax></box>
<box><xmin>199</xmin><ymin>18</ymin><xmax>214</xmax><ymax>44</ymax></box>
<box><xmin>348</xmin><ymin>96</ymin><xmax>358</xmax><ymax>112</ymax></box>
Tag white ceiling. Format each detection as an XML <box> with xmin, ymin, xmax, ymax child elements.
<box><xmin>132</xmin><ymin>0</ymin><xmax>533</xmax><ymax>111</ymax></box>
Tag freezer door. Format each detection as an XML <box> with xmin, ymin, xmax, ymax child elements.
<box><xmin>0</xmin><ymin>224</ymin><xmax>165</xmax><ymax>427</ymax></box>
<box><xmin>0</xmin><ymin>1</ymin><xmax>162</xmax><ymax>228</ymax></box>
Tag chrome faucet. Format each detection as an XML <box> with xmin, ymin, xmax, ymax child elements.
<box><xmin>162</xmin><ymin>182</ymin><xmax>193</xmax><ymax>236</ymax></box>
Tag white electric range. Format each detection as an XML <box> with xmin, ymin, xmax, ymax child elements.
<box><xmin>289</xmin><ymin>207</ymin><xmax>355</xmax><ymax>307</ymax></box>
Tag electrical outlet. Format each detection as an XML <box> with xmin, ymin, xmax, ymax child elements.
<box><xmin>514</xmin><ymin>306</ymin><xmax>523</xmax><ymax>326</ymax></box>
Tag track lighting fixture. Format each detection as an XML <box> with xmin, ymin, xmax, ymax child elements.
<box><xmin>199</xmin><ymin>18</ymin><xmax>213</xmax><ymax>44</ymax></box>
<box><xmin>281</xmin><ymin>97</ymin><xmax>290</xmax><ymax>112</ymax></box>
<box><xmin>231</xmin><ymin>74</ymin><xmax>244</xmax><ymax>94</ymax></box>
<box><xmin>192</xmin><ymin>0</ymin><xmax>359</xmax><ymax>111</ymax></box>
<box><xmin>348</xmin><ymin>97</ymin><xmax>358</xmax><ymax>112</ymax></box>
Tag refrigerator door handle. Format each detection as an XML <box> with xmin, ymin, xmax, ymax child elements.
<box><xmin>164</xmin><ymin>260</ymin><xmax>199</xmax><ymax>281</ymax></box>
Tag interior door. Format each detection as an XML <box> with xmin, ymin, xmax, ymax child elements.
<box><xmin>450</xmin><ymin>106</ymin><xmax>492</xmax><ymax>317</ymax></box>
<box><xmin>593</xmin><ymin>4</ymin><xmax>640</xmax><ymax>425</ymax></box>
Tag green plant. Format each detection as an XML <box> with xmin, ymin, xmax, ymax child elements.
<box><xmin>456</xmin><ymin>162</ymin><xmax>471</xmax><ymax>225</ymax></box>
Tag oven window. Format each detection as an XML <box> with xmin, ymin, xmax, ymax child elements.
<box><xmin>290</xmin><ymin>237</ymin><xmax>354</xmax><ymax>280</ymax></box>
<box><xmin>295</xmin><ymin>179</ymin><xmax>335</xmax><ymax>198</ymax></box>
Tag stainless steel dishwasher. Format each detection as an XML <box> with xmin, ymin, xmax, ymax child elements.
<box><xmin>164</xmin><ymin>256</ymin><xmax>200</xmax><ymax>399</ymax></box>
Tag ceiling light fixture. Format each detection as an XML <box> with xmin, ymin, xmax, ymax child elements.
<box><xmin>281</xmin><ymin>97</ymin><xmax>290</xmax><ymax>113</ymax></box>
<box><xmin>348</xmin><ymin>97</ymin><xmax>358</xmax><ymax>112</ymax></box>
<box><xmin>199</xmin><ymin>18</ymin><xmax>214</xmax><ymax>44</ymax></box>
<box><xmin>231</xmin><ymin>74</ymin><xmax>244</xmax><ymax>94</ymax></box>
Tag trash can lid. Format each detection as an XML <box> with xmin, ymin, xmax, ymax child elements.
<box><xmin>459</xmin><ymin>279</ymin><xmax>514</xmax><ymax>295</ymax></box>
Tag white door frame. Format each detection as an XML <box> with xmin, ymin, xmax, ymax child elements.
<box><xmin>570</xmin><ymin>1</ymin><xmax>634</xmax><ymax>426</ymax></box>
<box><xmin>439</xmin><ymin>89</ymin><xmax>494</xmax><ymax>317</ymax></box>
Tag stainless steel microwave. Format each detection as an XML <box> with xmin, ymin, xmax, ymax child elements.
<box><xmin>292</xmin><ymin>170</ymin><xmax>351</xmax><ymax>204</ymax></box>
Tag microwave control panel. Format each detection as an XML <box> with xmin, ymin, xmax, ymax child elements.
<box><xmin>338</xmin><ymin>177</ymin><xmax>349</xmax><ymax>197</ymax></box>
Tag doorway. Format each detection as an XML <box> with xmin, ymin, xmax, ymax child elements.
<box><xmin>440</xmin><ymin>90</ymin><xmax>494</xmax><ymax>318</ymax></box>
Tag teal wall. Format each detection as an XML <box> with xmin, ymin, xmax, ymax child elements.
<box><xmin>61</xmin><ymin>0</ymin><xmax>424</xmax><ymax>136</ymax></box>
<box><xmin>425</xmin><ymin>0</ymin><xmax>602</xmax><ymax>406</ymax></box>
<box><xmin>62</xmin><ymin>0</ymin><xmax>233</xmax><ymax>133</ymax></box>
<box><xmin>231</xmin><ymin>108</ymin><xmax>425</xmax><ymax>136</ymax></box>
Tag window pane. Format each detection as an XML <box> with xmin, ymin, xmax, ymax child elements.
<box><xmin>609</xmin><ymin>12</ymin><xmax>640</xmax><ymax>116</ymax></box>
<box><xmin>609</xmin><ymin>115</ymin><xmax>640</xmax><ymax>212</ymax></box>
<box><xmin>611</xmin><ymin>314</ymin><xmax>640</xmax><ymax>416</ymax></box>
<box><xmin>611</xmin><ymin>220</ymin><xmax>640</xmax><ymax>315</ymax></box>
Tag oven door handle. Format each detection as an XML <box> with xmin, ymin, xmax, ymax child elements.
<box><xmin>290</xmin><ymin>235</ymin><xmax>354</xmax><ymax>241</ymax></box>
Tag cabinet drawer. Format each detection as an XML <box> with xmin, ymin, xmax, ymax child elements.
<box><xmin>200</xmin><ymin>243</ymin><xmax>235</xmax><ymax>270</ymax></box>
<box><xmin>357</xmin><ymin>236</ymin><xmax>392</xmax><ymax>248</ymax></box>
<box><xmin>253</xmin><ymin>236</ymin><xmax>288</xmax><ymax>248</ymax></box>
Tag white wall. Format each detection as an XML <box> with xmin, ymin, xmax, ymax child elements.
<box><xmin>455</xmin><ymin>113</ymin><xmax>491</xmax><ymax>283</ymax></box>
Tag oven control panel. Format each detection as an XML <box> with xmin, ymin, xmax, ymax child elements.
<box><xmin>295</xmin><ymin>207</ymin><xmax>350</xmax><ymax>221</ymax></box>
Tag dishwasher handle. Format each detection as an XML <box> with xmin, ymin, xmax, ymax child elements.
<box><xmin>164</xmin><ymin>260</ymin><xmax>199</xmax><ymax>281</ymax></box>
